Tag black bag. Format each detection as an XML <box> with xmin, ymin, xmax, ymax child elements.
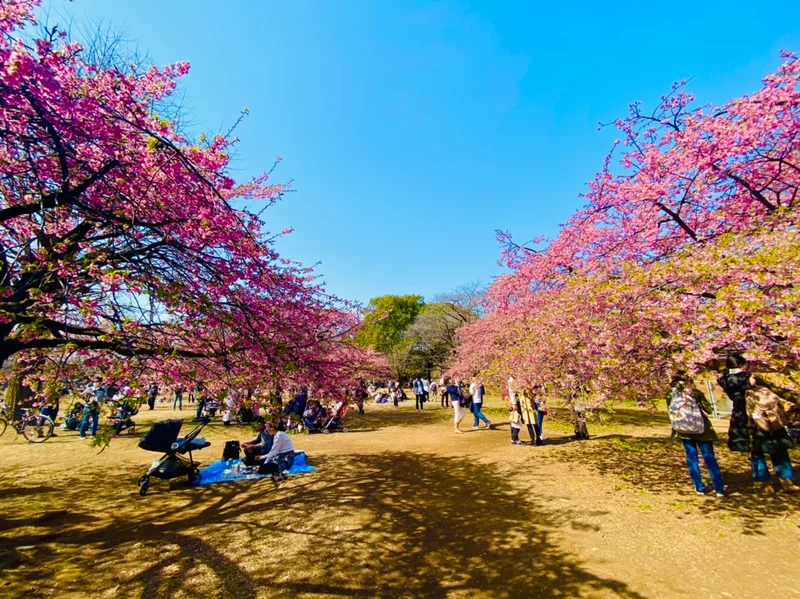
<box><xmin>222</xmin><ymin>440</ymin><xmax>241</xmax><ymax>461</ymax></box>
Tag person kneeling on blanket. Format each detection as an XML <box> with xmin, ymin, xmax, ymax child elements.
<box><xmin>255</xmin><ymin>420</ymin><xmax>295</xmax><ymax>476</ymax></box>
<box><xmin>241</xmin><ymin>417</ymin><xmax>273</xmax><ymax>466</ymax></box>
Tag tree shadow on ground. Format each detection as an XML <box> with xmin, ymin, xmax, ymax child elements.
<box><xmin>0</xmin><ymin>452</ymin><xmax>648</xmax><ymax>599</ymax></box>
<box><xmin>344</xmin><ymin>406</ymin><xmax>450</xmax><ymax>432</ymax></box>
<box><xmin>577</xmin><ymin>434</ymin><xmax>800</xmax><ymax>535</ymax></box>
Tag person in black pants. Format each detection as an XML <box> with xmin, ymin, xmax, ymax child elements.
<box><xmin>413</xmin><ymin>378</ymin><xmax>426</xmax><ymax>411</ymax></box>
<box><xmin>147</xmin><ymin>384</ymin><xmax>158</xmax><ymax>410</ymax></box>
<box><xmin>242</xmin><ymin>418</ymin><xmax>273</xmax><ymax>466</ymax></box>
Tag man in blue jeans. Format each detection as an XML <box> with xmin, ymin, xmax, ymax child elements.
<box><xmin>80</xmin><ymin>378</ymin><xmax>105</xmax><ymax>439</ymax></box>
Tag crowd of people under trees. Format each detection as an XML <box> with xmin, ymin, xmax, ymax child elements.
<box><xmin>9</xmin><ymin>347</ymin><xmax>800</xmax><ymax>499</ymax></box>
<box><xmin>0</xmin><ymin>2</ymin><xmax>798</xmax><ymax>502</ymax></box>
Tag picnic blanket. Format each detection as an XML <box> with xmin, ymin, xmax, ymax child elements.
<box><xmin>194</xmin><ymin>451</ymin><xmax>314</xmax><ymax>486</ymax></box>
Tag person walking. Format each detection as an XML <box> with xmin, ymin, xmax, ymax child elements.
<box><xmin>354</xmin><ymin>386</ymin><xmax>366</xmax><ymax>415</ymax></box>
<box><xmin>668</xmin><ymin>372</ymin><xmax>725</xmax><ymax>497</ymax></box>
<box><xmin>393</xmin><ymin>386</ymin><xmax>401</xmax><ymax>409</ymax></box>
<box><xmin>413</xmin><ymin>378</ymin><xmax>426</xmax><ymax>411</ymax></box>
<box><xmin>146</xmin><ymin>383</ymin><xmax>158</xmax><ymax>410</ymax></box>
<box><xmin>469</xmin><ymin>378</ymin><xmax>491</xmax><ymax>429</ymax></box>
<box><xmin>439</xmin><ymin>377</ymin><xmax>450</xmax><ymax>408</ymax></box>
<box><xmin>716</xmin><ymin>354</ymin><xmax>752</xmax><ymax>453</ymax></box>
<box><xmin>747</xmin><ymin>375</ymin><xmax>800</xmax><ymax>494</ymax></box>
<box><xmin>444</xmin><ymin>377</ymin><xmax>465</xmax><ymax>433</ymax></box>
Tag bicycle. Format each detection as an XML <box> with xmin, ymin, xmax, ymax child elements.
<box><xmin>0</xmin><ymin>401</ymin><xmax>54</xmax><ymax>443</ymax></box>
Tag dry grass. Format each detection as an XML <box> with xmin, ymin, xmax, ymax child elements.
<box><xmin>0</xmin><ymin>397</ymin><xmax>798</xmax><ymax>598</ymax></box>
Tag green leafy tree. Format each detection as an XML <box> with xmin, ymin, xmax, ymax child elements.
<box><xmin>355</xmin><ymin>295</ymin><xmax>424</xmax><ymax>354</ymax></box>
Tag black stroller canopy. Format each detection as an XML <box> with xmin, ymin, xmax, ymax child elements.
<box><xmin>139</xmin><ymin>419</ymin><xmax>183</xmax><ymax>453</ymax></box>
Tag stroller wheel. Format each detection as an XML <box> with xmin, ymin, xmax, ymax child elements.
<box><xmin>187</xmin><ymin>470</ymin><xmax>200</xmax><ymax>485</ymax></box>
<box><xmin>341</xmin><ymin>427</ymin><xmax>348</xmax><ymax>433</ymax></box>
<box><xmin>127</xmin><ymin>423</ymin><xmax>136</xmax><ymax>434</ymax></box>
<box><xmin>139</xmin><ymin>479</ymin><xmax>149</xmax><ymax>496</ymax></box>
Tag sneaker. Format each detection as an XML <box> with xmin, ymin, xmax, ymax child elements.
<box><xmin>472</xmin><ymin>426</ymin><xmax>480</xmax><ymax>430</ymax></box>
<box><xmin>695</xmin><ymin>488</ymin><xmax>708</xmax><ymax>495</ymax></box>
<box><xmin>540</xmin><ymin>435</ymin><xmax>548</xmax><ymax>440</ymax></box>
<box><xmin>485</xmin><ymin>421</ymin><xmax>492</xmax><ymax>429</ymax></box>
<box><xmin>715</xmin><ymin>492</ymin><xmax>725</xmax><ymax>498</ymax></box>
<box><xmin>511</xmin><ymin>440</ymin><xmax>523</xmax><ymax>445</ymax></box>
<box><xmin>779</xmin><ymin>479</ymin><xmax>800</xmax><ymax>493</ymax></box>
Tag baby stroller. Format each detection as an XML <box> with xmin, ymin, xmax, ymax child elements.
<box><xmin>322</xmin><ymin>404</ymin><xmax>348</xmax><ymax>433</ymax></box>
<box><xmin>192</xmin><ymin>397</ymin><xmax>220</xmax><ymax>421</ymax></box>
<box><xmin>137</xmin><ymin>418</ymin><xmax>211</xmax><ymax>495</ymax></box>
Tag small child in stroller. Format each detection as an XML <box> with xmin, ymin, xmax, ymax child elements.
<box><xmin>302</xmin><ymin>400</ymin><xmax>324</xmax><ymax>433</ymax></box>
<box><xmin>322</xmin><ymin>400</ymin><xmax>348</xmax><ymax>433</ymax></box>
<box><xmin>109</xmin><ymin>399</ymin><xmax>138</xmax><ymax>435</ymax></box>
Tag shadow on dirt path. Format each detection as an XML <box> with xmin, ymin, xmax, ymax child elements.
<box><xmin>0</xmin><ymin>451</ymin><xmax>647</xmax><ymax>599</ymax></box>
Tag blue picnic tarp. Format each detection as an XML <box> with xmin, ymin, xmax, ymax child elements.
<box><xmin>194</xmin><ymin>451</ymin><xmax>314</xmax><ymax>486</ymax></box>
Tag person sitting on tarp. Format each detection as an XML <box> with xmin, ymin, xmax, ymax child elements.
<box><xmin>241</xmin><ymin>417</ymin><xmax>273</xmax><ymax>466</ymax></box>
<box><xmin>255</xmin><ymin>420</ymin><xmax>295</xmax><ymax>476</ymax></box>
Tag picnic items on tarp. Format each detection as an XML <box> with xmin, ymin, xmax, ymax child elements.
<box><xmin>194</xmin><ymin>451</ymin><xmax>314</xmax><ymax>486</ymax></box>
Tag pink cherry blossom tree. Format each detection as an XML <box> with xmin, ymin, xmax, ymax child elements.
<box><xmin>0</xmin><ymin>1</ymin><xmax>380</xmax><ymax>410</ymax></box>
<box><xmin>454</xmin><ymin>52</ymin><xmax>800</xmax><ymax>405</ymax></box>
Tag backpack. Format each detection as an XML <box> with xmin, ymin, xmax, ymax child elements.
<box><xmin>222</xmin><ymin>440</ymin><xmax>241</xmax><ymax>461</ymax></box>
<box><xmin>668</xmin><ymin>387</ymin><xmax>705</xmax><ymax>435</ymax></box>
<box><xmin>747</xmin><ymin>387</ymin><xmax>789</xmax><ymax>432</ymax></box>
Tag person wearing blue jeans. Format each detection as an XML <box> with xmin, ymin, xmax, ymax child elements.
<box><xmin>469</xmin><ymin>379</ymin><xmax>492</xmax><ymax>429</ymax></box>
<box><xmin>669</xmin><ymin>372</ymin><xmax>725</xmax><ymax>497</ymax></box>
<box><xmin>750</xmin><ymin>446</ymin><xmax>794</xmax><ymax>483</ymax></box>
<box><xmin>681</xmin><ymin>439</ymin><xmax>725</xmax><ymax>496</ymax></box>
<box><xmin>173</xmin><ymin>386</ymin><xmax>183</xmax><ymax>411</ymax></box>
<box><xmin>80</xmin><ymin>379</ymin><xmax>105</xmax><ymax>439</ymax></box>
<box><xmin>79</xmin><ymin>403</ymin><xmax>99</xmax><ymax>438</ymax></box>
<box><xmin>746</xmin><ymin>376</ymin><xmax>800</xmax><ymax>494</ymax></box>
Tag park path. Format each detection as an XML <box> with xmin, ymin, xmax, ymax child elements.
<box><xmin>0</xmin><ymin>401</ymin><xmax>798</xmax><ymax>598</ymax></box>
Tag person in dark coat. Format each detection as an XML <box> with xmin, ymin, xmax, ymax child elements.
<box><xmin>748</xmin><ymin>376</ymin><xmax>800</xmax><ymax>494</ymax></box>
<box><xmin>716</xmin><ymin>354</ymin><xmax>752</xmax><ymax>453</ymax></box>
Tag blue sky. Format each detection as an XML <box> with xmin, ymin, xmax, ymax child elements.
<box><xmin>43</xmin><ymin>0</ymin><xmax>800</xmax><ymax>304</ymax></box>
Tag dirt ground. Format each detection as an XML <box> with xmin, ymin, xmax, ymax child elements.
<box><xmin>0</xmin><ymin>395</ymin><xmax>798</xmax><ymax>599</ymax></box>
